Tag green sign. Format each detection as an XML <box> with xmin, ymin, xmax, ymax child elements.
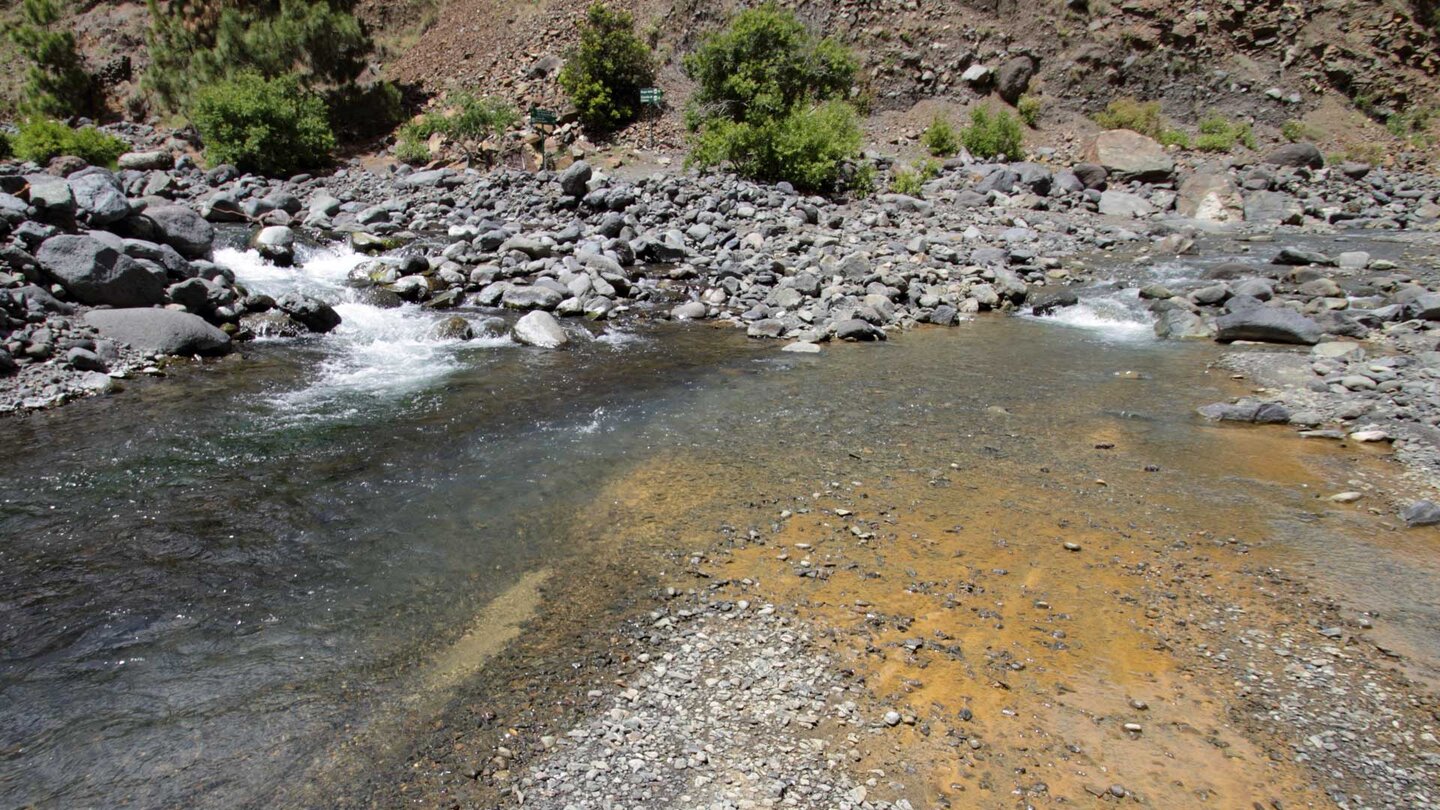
<box><xmin>529</xmin><ymin>107</ymin><xmax>557</xmax><ymax>126</ymax></box>
<box><xmin>640</xmin><ymin>88</ymin><xmax>663</xmax><ymax>105</ymax></box>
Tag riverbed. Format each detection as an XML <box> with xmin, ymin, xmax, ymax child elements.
<box><xmin>2</xmin><ymin>239</ymin><xmax>1437</xmax><ymax>808</ymax></box>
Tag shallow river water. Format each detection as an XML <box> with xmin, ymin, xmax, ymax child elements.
<box><xmin>2</xmin><ymin>239</ymin><xmax>1437</xmax><ymax>808</ymax></box>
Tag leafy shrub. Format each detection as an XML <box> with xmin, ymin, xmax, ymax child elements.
<box><xmin>1157</xmin><ymin>128</ymin><xmax>1191</xmax><ymax>149</ymax></box>
<box><xmin>1194</xmin><ymin>114</ymin><xmax>1256</xmax><ymax>152</ymax></box>
<box><xmin>1094</xmin><ymin>97</ymin><xmax>1163</xmax><ymax>137</ymax></box>
<box><xmin>9</xmin><ymin>0</ymin><xmax>96</xmax><ymax>117</ymax></box>
<box><xmin>691</xmin><ymin>100</ymin><xmax>862</xmax><ymax>191</ymax></box>
<box><xmin>960</xmin><ymin>106</ymin><xmax>1023</xmax><ymax>161</ymax></box>
<box><xmin>847</xmin><ymin>161</ymin><xmax>876</xmax><ymax>198</ymax></box>
<box><xmin>1281</xmin><ymin>119</ymin><xmax>1321</xmax><ymax>143</ymax></box>
<box><xmin>889</xmin><ymin>158</ymin><xmax>940</xmax><ymax>196</ymax></box>
<box><xmin>145</xmin><ymin>0</ymin><xmax>373</xmax><ymax>112</ymax></box>
<box><xmin>921</xmin><ymin>116</ymin><xmax>959</xmax><ymax>157</ymax></box>
<box><xmin>393</xmin><ymin>93</ymin><xmax>518</xmax><ymax>166</ymax></box>
<box><xmin>1017</xmin><ymin>95</ymin><xmax>1041</xmax><ymax>128</ymax></box>
<box><xmin>189</xmin><ymin>73</ymin><xmax>336</xmax><ymax>175</ymax></box>
<box><xmin>683</xmin><ymin>2</ymin><xmax>856</xmax><ymax>128</ymax></box>
<box><xmin>12</xmin><ymin>118</ymin><xmax>128</xmax><ymax>166</ymax></box>
<box><xmin>685</xmin><ymin>4</ymin><xmax>863</xmax><ymax>191</ymax></box>
<box><xmin>558</xmin><ymin>3</ymin><xmax>656</xmax><ymax>133</ymax></box>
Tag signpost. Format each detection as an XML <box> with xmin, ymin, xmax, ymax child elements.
<box><xmin>640</xmin><ymin>88</ymin><xmax>664</xmax><ymax>149</ymax></box>
<box><xmin>529</xmin><ymin>106</ymin><xmax>557</xmax><ymax>170</ymax></box>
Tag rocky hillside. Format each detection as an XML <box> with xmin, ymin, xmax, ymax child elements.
<box><xmin>387</xmin><ymin>0</ymin><xmax>1440</xmax><ymax>155</ymax></box>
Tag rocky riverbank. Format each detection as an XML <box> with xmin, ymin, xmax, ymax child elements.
<box><xmin>3</xmin><ymin>123</ymin><xmax>1440</xmax><ymax>414</ymax></box>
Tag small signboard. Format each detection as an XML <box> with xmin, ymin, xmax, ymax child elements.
<box><xmin>529</xmin><ymin>107</ymin><xmax>558</xmax><ymax>126</ymax></box>
<box><xmin>640</xmin><ymin>87</ymin><xmax>664</xmax><ymax>106</ymax></box>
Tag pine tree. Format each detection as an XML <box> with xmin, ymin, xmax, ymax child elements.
<box><xmin>9</xmin><ymin>0</ymin><xmax>96</xmax><ymax>118</ymax></box>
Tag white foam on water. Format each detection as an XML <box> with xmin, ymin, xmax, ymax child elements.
<box><xmin>216</xmin><ymin>244</ymin><xmax>511</xmax><ymax>416</ymax></box>
<box><xmin>1027</xmin><ymin>288</ymin><xmax>1156</xmax><ymax>342</ymax></box>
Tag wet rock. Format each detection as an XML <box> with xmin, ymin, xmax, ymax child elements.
<box><xmin>251</xmin><ymin>225</ymin><xmax>296</xmax><ymax>266</ymax></box>
<box><xmin>1153</xmin><ymin>308</ymin><xmax>1213</xmax><ymax>339</ymax></box>
<box><xmin>1214</xmin><ymin>307</ymin><xmax>1323</xmax><ymax>345</ymax></box>
<box><xmin>1401</xmin><ymin>501</ymin><xmax>1440</xmax><ymax>527</ymax></box>
<box><xmin>275</xmin><ymin>292</ymin><xmax>342</xmax><ymax>333</ymax></box>
<box><xmin>1197</xmin><ymin>399</ymin><xmax>1290</xmax><ymax>423</ymax></box>
<box><xmin>37</xmin><ymin>234</ymin><xmax>165</xmax><ymax>307</ymax></box>
<box><xmin>502</xmin><ymin>285</ymin><xmax>564</xmax><ymax>310</ymax></box>
<box><xmin>429</xmin><ymin>316</ymin><xmax>474</xmax><ymax>341</ymax></box>
<box><xmin>1273</xmin><ymin>246</ymin><xmax>1334</xmax><ymax>266</ymax></box>
<box><xmin>513</xmin><ymin>310</ymin><xmax>568</xmax><ymax>348</ymax></box>
<box><xmin>85</xmin><ymin>308</ymin><xmax>232</xmax><ymax>355</ymax></box>
<box><xmin>834</xmin><ymin>319</ymin><xmax>885</xmax><ymax>341</ymax></box>
<box><xmin>239</xmin><ymin>310</ymin><xmax>308</xmax><ymax>338</ymax></box>
<box><xmin>672</xmin><ymin>301</ymin><xmax>707</xmax><ymax>320</ymax></box>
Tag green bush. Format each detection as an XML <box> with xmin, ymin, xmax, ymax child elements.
<box><xmin>684</xmin><ymin>3</ymin><xmax>863</xmax><ymax>191</ymax></box>
<box><xmin>888</xmin><ymin>158</ymin><xmax>940</xmax><ymax>196</ymax></box>
<box><xmin>9</xmin><ymin>0</ymin><xmax>96</xmax><ymax>117</ymax></box>
<box><xmin>558</xmin><ymin>3</ymin><xmax>655</xmax><ymax>133</ymax></box>
<box><xmin>1194</xmin><ymin>114</ymin><xmax>1256</xmax><ymax>152</ymax></box>
<box><xmin>1017</xmin><ymin>95</ymin><xmax>1041</xmax><ymax>128</ymax></box>
<box><xmin>12</xmin><ymin>118</ymin><xmax>128</xmax><ymax>166</ymax></box>
<box><xmin>691</xmin><ymin>100</ymin><xmax>862</xmax><ymax>191</ymax></box>
<box><xmin>921</xmin><ymin>116</ymin><xmax>959</xmax><ymax>157</ymax></box>
<box><xmin>145</xmin><ymin>0</ymin><xmax>373</xmax><ymax>113</ymax></box>
<box><xmin>189</xmin><ymin>73</ymin><xmax>337</xmax><ymax>175</ymax></box>
<box><xmin>1157</xmin><ymin>128</ymin><xmax>1191</xmax><ymax>149</ymax></box>
<box><xmin>1281</xmin><ymin>119</ymin><xmax>1320</xmax><ymax>143</ymax></box>
<box><xmin>960</xmin><ymin>106</ymin><xmax>1023</xmax><ymax>161</ymax></box>
<box><xmin>393</xmin><ymin>93</ymin><xmax>518</xmax><ymax>166</ymax></box>
<box><xmin>683</xmin><ymin>2</ymin><xmax>856</xmax><ymax>128</ymax></box>
<box><xmin>1094</xmin><ymin>97</ymin><xmax>1163</xmax><ymax>137</ymax></box>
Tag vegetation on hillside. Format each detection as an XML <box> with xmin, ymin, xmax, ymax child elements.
<box><xmin>393</xmin><ymin>92</ymin><xmax>518</xmax><ymax>166</ymax></box>
<box><xmin>960</xmin><ymin>106</ymin><xmax>1023</xmax><ymax>161</ymax></box>
<box><xmin>189</xmin><ymin>73</ymin><xmax>336</xmax><ymax>175</ymax></box>
<box><xmin>684</xmin><ymin>3</ymin><xmax>862</xmax><ymax>192</ymax></box>
<box><xmin>558</xmin><ymin>3</ymin><xmax>656</xmax><ymax>133</ymax></box>
<box><xmin>8</xmin><ymin>0</ymin><xmax>96</xmax><ymax>118</ymax></box>
<box><xmin>11</xmin><ymin>118</ymin><xmax>127</xmax><ymax>165</ymax></box>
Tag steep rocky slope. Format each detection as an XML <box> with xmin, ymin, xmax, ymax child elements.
<box><xmin>387</xmin><ymin>0</ymin><xmax>1440</xmax><ymax>153</ymax></box>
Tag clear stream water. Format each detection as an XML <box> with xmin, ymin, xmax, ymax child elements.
<box><xmin>2</xmin><ymin>238</ymin><xmax>1437</xmax><ymax>808</ymax></box>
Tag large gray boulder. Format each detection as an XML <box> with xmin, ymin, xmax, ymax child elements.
<box><xmin>1263</xmin><ymin>143</ymin><xmax>1324</xmax><ymax>169</ymax></box>
<box><xmin>275</xmin><ymin>291</ymin><xmax>341</xmax><ymax>333</ymax></box>
<box><xmin>559</xmin><ymin>160</ymin><xmax>592</xmax><ymax>198</ymax></box>
<box><xmin>85</xmin><ymin>308</ymin><xmax>232</xmax><ymax>355</ymax></box>
<box><xmin>143</xmin><ymin>204</ymin><xmax>215</xmax><ymax>259</ymax></box>
<box><xmin>37</xmin><ymin>234</ymin><xmax>165</xmax><ymax>307</ymax></box>
<box><xmin>513</xmin><ymin>310</ymin><xmax>569</xmax><ymax>348</ymax></box>
<box><xmin>1243</xmin><ymin>190</ymin><xmax>1303</xmax><ymax>225</ymax></box>
<box><xmin>25</xmin><ymin>175</ymin><xmax>76</xmax><ymax>220</ymax></box>
<box><xmin>502</xmin><ymin>285</ymin><xmax>564</xmax><ymax>310</ymax></box>
<box><xmin>995</xmin><ymin>55</ymin><xmax>1035</xmax><ymax>104</ymax></box>
<box><xmin>118</xmin><ymin>151</ymin><xmax>173</xmax><ymax>171</ymax></box>
<box><xmin>1081</xmin><ymin>130</ymin><xmax>1174</xmax><ymax>182</ymax></box>
<box><xmin>1177</xmin><ymin>173</ymin><xmax>1243</xmax><ymax>222</ymax></box>
<box><xmin>1098</xmin><ymin>190</ymin><xmax>1153</xmax><ymax>218</ymax></box>
<box><xmin>69</xmin><ymin>169</ymin><xmax>131</xmax><ymax>226</ymax></box>
<box><xmin>1214</xmin><ymin>307</ymin><xmax>1323</xmax><ymax>345</ymax></box>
